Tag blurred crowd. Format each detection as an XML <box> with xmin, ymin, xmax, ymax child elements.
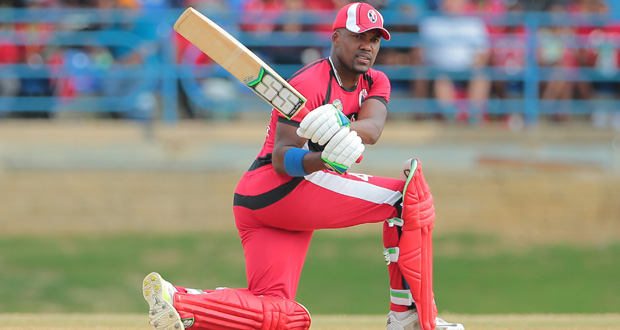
<box><xmin>384</xmin><ymin>0</ymin><xmax>619</xmax><ymax>126</ymax></box>
<box><xmin>0</xmin><ymin>0</ymin><xmax>619</xmax><ymax>127</ymax></box>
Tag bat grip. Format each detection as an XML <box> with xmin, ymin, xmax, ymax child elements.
<box><xmin>356</xmin><ymin>155</ymin><xmax>364</xmax><ymax>163</ymax></box>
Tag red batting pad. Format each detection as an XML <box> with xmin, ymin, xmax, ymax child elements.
<box><xmin>399</xmin><ymin>160</ymin><xmax>437</xmax><ymax>330</ymax></box>
<box><xmin>173</xmin><ymin>288</ymin><xmax>311</xmax><ymax>330</ymax></box>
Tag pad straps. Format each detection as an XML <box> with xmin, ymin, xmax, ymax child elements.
<box><xmin>390</xmin><ymin>288</ymin><xmax>414</xmax><ymax>306</ymax></box>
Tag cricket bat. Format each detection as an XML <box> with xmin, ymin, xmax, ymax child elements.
<box><xmin>174</xmin><ymin>7</ymin><xmax>363</xmax><ymax>164</ymax></box>
<box><xmin>173</xmin><ymin>7</ymin><xmax>306</xmax><ymax>119</ymax></box>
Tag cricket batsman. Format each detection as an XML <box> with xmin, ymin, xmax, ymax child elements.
<box><xmin>142</xmin><ymin>3</ymin><xmax>465</xmax><ymax>330</ymax></box>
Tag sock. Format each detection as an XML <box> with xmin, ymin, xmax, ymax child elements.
<box><xmin>391</xmin><ymin>310</ymin><xmax>415</xmax><ymax>321</ymax></box>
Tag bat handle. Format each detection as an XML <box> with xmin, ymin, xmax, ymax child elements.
<box><xmin>356</xmin><ymin>155</ymin><xmax>364</xmax><ymax>163</ymax></box>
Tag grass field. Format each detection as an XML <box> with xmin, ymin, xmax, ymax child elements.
<box><xmin>1</xmin><ymin>232</ymin><xmax>618</xmax><ymax>315</ymax></box>
<box><xmin>1</xmin><ymin>121</ymin><xmax>619</xmax><ymax>329</ymax></box>
<box><xmin>2</xmin><ymin>313</ymin><xmax>620</xmax><ymax>330</ymax></box>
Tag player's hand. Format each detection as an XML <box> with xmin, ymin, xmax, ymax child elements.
<box><xmin>297</xmin><ymin>104</ymin><xmax>350</xmax><ymax>146</ymax></box>
<box><xmin>321</xmin><ymin>127</ymin><xmax>364</xmax><ymax>174</ymax></box>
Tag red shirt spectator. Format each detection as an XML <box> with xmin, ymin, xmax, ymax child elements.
<box><xmin>0</xmin><ymin>38</ymin><xmax>20</xmax><ymax>64</ymax></box>
<box><xmin>241</xmin><ymin>0</ymin><xmax>285</xmax><ymax>33</ymax></box>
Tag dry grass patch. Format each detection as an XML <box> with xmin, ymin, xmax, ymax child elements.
<box><xmin>1</xmin><ymin>314</ymin><xmax>620</xmax><ymax>330</ymax></box>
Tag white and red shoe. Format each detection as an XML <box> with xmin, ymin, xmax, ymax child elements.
<box><xmin>142</xmin><ymin>272</ymin><xmax>184</xmax><ymax>330</ymax></box>
<box><xmin>387</xmin><ymin>310</ymin><xmax>464</xmax><ymax>330</ymax></box>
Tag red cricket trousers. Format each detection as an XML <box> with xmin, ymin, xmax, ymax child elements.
<box><xmin>233</xmin><ymin>164</ymin><xmax>406</xmax><ymax>302</ymax></box>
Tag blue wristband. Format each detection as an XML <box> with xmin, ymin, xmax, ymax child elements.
<box><xmin>283</xmin><ymin>148</ymin><xmax>310</xmax><ymax>177</ymax></box>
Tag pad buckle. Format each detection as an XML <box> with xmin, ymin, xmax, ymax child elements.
<box><xmin>386</xmin><ymin>217</ymin><xmax>404</xmax><ymax>227</ymax></box>
<box><xmin>383</xmin><ymin>247</ymin><xmax>399</xmax><ymax>265</ymax></box>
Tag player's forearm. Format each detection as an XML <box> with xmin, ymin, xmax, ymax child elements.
<box><xmin>272</xmin><ymin>147</ymin><xmax>330</xmax><ymax>175</ymax></box>
<box><xmin>302</xmin><ymin>152</ymin><xmax>332</xmax><ymax>173</ymax></box>
<box><xmin>353</xmin><ymin>98</ymin><xmax>387</xmax><ymax>145</ymax></box>
<box><xmin>350</xmin><ymin>119</ymin><xmax>383</xmax><ymax>145</ymax></box>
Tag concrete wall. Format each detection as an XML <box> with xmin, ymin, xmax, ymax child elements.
<box><xmin>1</xmin><ymin>120</ymin><xmax>618</xmax><ymax>246</ymax></box>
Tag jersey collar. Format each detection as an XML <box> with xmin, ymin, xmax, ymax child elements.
<box><xmin>328</xmin><ymin>56</ymin><xmax>358</xmax><ymax>90</ymax></box>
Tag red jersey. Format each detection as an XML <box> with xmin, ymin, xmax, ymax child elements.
<box><xmin>256</xmin><ymin>57</ymin><xmax>391</xmax><ymax>160</ymax></box>
<box><xmin>234</xmin><ymin>57</ymin><xmax>402</xmax><ymax>302</ymax></box>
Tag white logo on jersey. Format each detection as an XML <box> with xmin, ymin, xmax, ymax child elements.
<box><xmin>359</xmin><ymin>89</ymin><xmax>368</xmax><ymax>107</ymax></box>
<box><xmin>333</xmin><ymin>99</ymin><xmax>343</xmax><ymax>112</ymax></box>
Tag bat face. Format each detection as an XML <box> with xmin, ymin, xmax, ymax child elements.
<box><xmin>247</xmin><ymin>68</ymin><xmax>305</xmax><ymax>118</ymax></box>
<box><xmin>174</xmin><ymin>7</ymin><xmax>306</xmax><ymax>119</ymax></box>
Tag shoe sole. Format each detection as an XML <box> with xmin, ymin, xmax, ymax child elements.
<box><xmin>435</xmin><ymin>321</ymin><xmax>465</xmax><ymax>330</ymax></box>
<box><xmin>142</xmin><ymin>272</ymin><xmax>185</xmax><ymax>330</ymax></box>
<box><xmin>436</xmin><ymin>325</ymin><xmax>465</xmax><ymax>330</ymax></box>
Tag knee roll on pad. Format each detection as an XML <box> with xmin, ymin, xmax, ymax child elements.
<box><xmin>173</xmin><ymin>288</ymin><xmax>311</xmax><ymax>330</ymax></box>
<box><xmin>401</xmin><ymin>158</ymin><xmax>435</xmax><ymax>231</ymax></box>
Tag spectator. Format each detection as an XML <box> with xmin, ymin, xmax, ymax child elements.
<box><xmin>516</xmin><ymin>0</ymin><xmax>555</xmax><ymax>11</ymax></box>
<box><xmin>537</xmin><ymin>1</ymin><xmax>579</xmax><ymax>121</ymax></box>
<box><xmin>238</xmin><ymin>0</ymin><xmax>286</xmax><ymax>72</ymax></box>
<box><xmin>49</xmin><ymin>0</ymin><xmax>115</xmax><ymax>115</ymax></box>
<box><xmin>381</xmin><ymin>0</ymin><xmax>427</xmax><ymax>107</ymax></box>
<box><xmin>0</xmin><ymin>22</ymin><xmax>21</xmax><ymax>117</ymax></box>
<box><xmin>175</xmin><ymin>0</ymin><xmax>232</xmax><ymax>66</ymax></box>
<box><xmin>13</xmin><ymin>0</ymin><xmax>59</xmax><ymax>118</ymax></box>
<box><xmin>488</xmin><ymin>1</ymin><xmax>526</xmax><ymax>113</ymax></box>
<box><xmin>303</xmin><ymin>0</ymin><xmax>339</xmax><ymax>33</ymax></box>
<box><xmin>239</xmin><ymin>0</ymin><xmax>328</xmax><ymax>66</ymax></box>
<box><xmin>470</xmin><ymin>0</ymin><xmax>507</xmax><ymax>13</ymax></box>
<box><xmin>468</xmin><ymin>0</ymin><xmax>518</xmax><ymax>122</ymax></box>
<box><xmin>183</xmin><ymin>0</ymin><xmax>229</xmax><ymax>11</ymax></box>
<box><xmin>179</xmin><ymin>0</ymin><xmax>248</xmax><ymax>118</ymax></box>
<box><xmin>581</xmin><ymin>0</ymin><xmax>620</xmax><ymax>130</ymax></box>
<box><xmin>240</xmin><ymin>0</ymin><xmax>285</xmax><ymax>34</ymax></box>
<box><xmin>570</xmin><ymin>0</ymin><xmax>612</xmax><ymax>99</ymax></box>
<box><xmin>272</xmin><ymin>0</ymin><xmax>309</xmax><ymax>64</ymax></box>
<box><xmin>568</xmin><ymin>0</ymin><xmax>609</xmax><ymax>105</ymax></box>
<box><xmin>600</xmin><ymin>19</ymin><xmax>620</xmax><ymax>130</ymax></box>
<box><xmin>99</xmin><ymin>0</ymin><xmax>164</xmax><ymax>120</ymax></box>
<box><xmin>376</xmin><ymin>48</ymin><xmax>413</xmax><ymax>97</ymax></box>
<box><xmin>418</xmin><ymin>0</ymin><xmax>492</xmax><ymax>123</ymax></box>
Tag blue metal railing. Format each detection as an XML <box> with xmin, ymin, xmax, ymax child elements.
<box><xmin>0</xmin><ymin>8</ymin><xmax>619</xmax><ymax>124</ymax></box>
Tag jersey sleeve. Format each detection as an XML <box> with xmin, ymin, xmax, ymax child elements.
<box><xmin>367</xmin><ymin>69</ymin><xmax>391</xmax><ymax>105</ymax></box>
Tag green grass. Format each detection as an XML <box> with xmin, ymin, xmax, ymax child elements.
<box><xmin>0</xmin><ymin>232</ymin><xmax>618</xmax><ymax>315</ymax></box>
<box><xmin>432</xmin><ymin>236</ymin><xmax>620</xmax><ymax>314</ymax></box>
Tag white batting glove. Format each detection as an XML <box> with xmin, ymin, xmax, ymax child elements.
<box><xmin>296</xmin><ymin>104</ymin><xmax>350</xmax><ymax>146</ymax></box>
<box><xmin>321</xmin><ymin>127</ymin><xmax>365</xmax><ymax>174</ymax></box>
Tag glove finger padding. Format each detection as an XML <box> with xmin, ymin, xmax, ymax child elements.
<box><xmin>327</xmin><ymin>130</ymin><xmax>360</xmax><ymax>162</ymax></box>
<box><xmin>298</xmin><ymin>109</ymin><xmax>329</xmax><ymax>136</ymax></box>
<box><xmin>307</xmin><ymin>114</ymin><xmax>340</xmax><ymax>145</ymax></box>
<box><xmin>296</xmin><ymin>104</ymin><xmax>349</xmax><ymax>146</ymax></box>
<box><xmin>335</xmin><ymin>143</ymin><xmax>364</xmax><ymax>166</ymax></box>
<box><xmin>322</xmin><ymin>126</ymin><xmax>350</xmax><ymax>155</ymax></box>
<box><xmin>298</xmin><ymin>105</ymin><xmax>325</xmax><ymax>130</ymax></box>
<box><xmin>297</xmin><ymin>105</ymin><xmax>337</xmax><ymax>143</ymax></box>
<box><xmin>322</xmin><ymin>127</ymin><xmax>365</xmax><ymax>171</ymax></box>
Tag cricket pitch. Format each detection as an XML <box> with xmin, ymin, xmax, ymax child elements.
<box><xmin>1</xmin><ymin>314</ymin><xmax>619</xmax><ymax>330</ymax></box>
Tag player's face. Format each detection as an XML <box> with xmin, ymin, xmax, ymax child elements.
<box><xmin>334</xmin><ymin>29</ymin><xmax>381</xmax><ymax>74</ymax></box>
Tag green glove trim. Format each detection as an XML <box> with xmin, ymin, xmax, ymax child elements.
<box><xmin>321</xmin><ymin>156</ymin><xmax>348</xmax><ymax>174</ymax></box>
<box><xmin>335</xmin><ymin>108</ymin><xmax>351</xmax><ymax>127</ymax></box>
